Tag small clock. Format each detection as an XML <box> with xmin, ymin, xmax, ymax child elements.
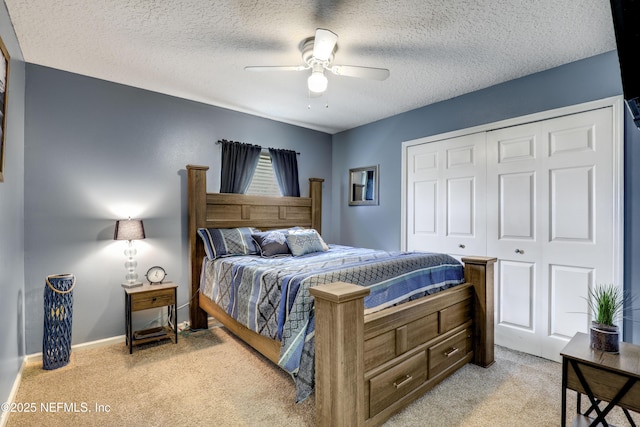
<box><xmin>145</xmin><ymin>266</ymin><xmax>167</xmax><ymax>284</ymax></box>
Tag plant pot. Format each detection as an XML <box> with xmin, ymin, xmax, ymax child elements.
<box><xmin>590</xmin><ymin>321</ymin><xmax>619</xmax><ymax>353</ymax></box>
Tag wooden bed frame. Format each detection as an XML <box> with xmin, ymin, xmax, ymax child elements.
<box><xmin>187</xmin><ymin>165</ymin><xmax>496</xmax><ymax>427</ymax></box>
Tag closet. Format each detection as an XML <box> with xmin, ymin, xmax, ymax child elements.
<box><xmin>402</xmin><ymin>98</ymin><xmax>622</xmax><ymax>360</ymax></box>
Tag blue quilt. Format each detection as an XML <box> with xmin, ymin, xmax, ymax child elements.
<box><xmin>200</xmin><ymin>245</ymin><xmax>464</xmax><ymax>401</ymax></box>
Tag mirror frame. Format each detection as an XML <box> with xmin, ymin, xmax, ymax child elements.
<box><xmin>348</xmin><ymin>165</ymin><xmax>379</xmax><ymax>206</ymax></box>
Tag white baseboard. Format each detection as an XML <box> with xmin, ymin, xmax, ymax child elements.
<box><xmin>1</xmin><ymin>358</ymin><xmax>26</xmax><ymax>427</ymax></box>
<box><xmin>23</xmin><ymin>334</ymin><xmax>126</xmax><ymax>366</ymax></box>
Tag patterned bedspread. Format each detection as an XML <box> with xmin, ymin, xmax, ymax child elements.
<box><xmin>200</xmin><ymin>245</ymin><xmax>464</xmax><ymax>402</ymax></box>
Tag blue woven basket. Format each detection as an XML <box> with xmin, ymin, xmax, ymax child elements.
<box><xmin>43</xmin><ymin>273</ymin><xmax>75</xmax><ymax>370</ymax></box>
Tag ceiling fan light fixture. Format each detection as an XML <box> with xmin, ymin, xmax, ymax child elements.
<box><xmin>307</xmin><ymin>70</ymin><xmax>328</xmax><ymax>93</ymax></box>
<box><xmin>245</xmin><ymin>28</ymin><xmax>389</xmax><ymax>97</ymax></box>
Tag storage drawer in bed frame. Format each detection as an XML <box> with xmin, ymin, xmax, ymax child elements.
<box><xmin>369</xmin><ymin>350</ymin><xmax>428</xmax><ymax>417</ymax></box>
<box><xmin>363</xmin><ymin>284</ymin><xmax>474</xmax><ymax>422</ymax></box>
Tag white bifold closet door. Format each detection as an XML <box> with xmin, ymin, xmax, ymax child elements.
<box><xmin>486</xmin><ymin>107</ymin><xmax>615</xmax><ymax>361</ymax></box>
<box><xmin>405</xmin><ymin>132</ymin><xmax>486</xmax><ymax>258</ymax></box>
<box><xmin>404</xmin><ymin>104</ymin><xmax>619</xmax><ymax>362</ymax></box>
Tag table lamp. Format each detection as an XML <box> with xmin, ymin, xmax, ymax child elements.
<box><xmin>114</xmin><ymin>218</ymin><xmax>145</xmax><ymax>288</ymax></box>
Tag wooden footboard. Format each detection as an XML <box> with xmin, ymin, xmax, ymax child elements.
<box><xmin>310</xmin><ymin>257</ymin><xmax>495</xmax><ymax>427</ymax></box>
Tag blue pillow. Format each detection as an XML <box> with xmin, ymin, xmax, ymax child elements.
<box><xmin>197</xmin><ymin>227</ymin><xmax>259</xmax><ymax>259</ymax></box>
<box><xmin>286</xmin><ymin>230</ymin><xmax>328</xmax><ymax>256</ymax></box>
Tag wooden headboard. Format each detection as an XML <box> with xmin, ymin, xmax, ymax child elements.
<box><xmin>186</xmin><ymin>165</ymin><xmax>324</xmax><ymax>329</ymax></box>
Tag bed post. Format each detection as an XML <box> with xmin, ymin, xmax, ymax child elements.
<box><xmin>187</xmin><ymin>165</ymin><xmax>210</xmax><ymax>330</ymax></box>
<box><xmin>461</xmin><ymin>256</ymin><xmax>497</xmax><ymax>368</ymax></box>
<box><xmin>309</xmin><ymin>178</ymin><xmax>324</xmax><ymax>233</ymax></box>
<box><xmin>309</xmin><ymin>282</ymin><xmax>370</xmax><ymax>427</ymax></box>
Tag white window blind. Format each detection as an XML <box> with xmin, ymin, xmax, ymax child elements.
<box><xmin>246</xmin><ymin>151</ymin><xmax>282</xmax><ymax>196</ymax></box>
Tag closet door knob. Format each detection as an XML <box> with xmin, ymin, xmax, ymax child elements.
<box><xmin>515</xmin><ymin>249</ymin><xmax>525</xmax><ymax>254</ymax></box>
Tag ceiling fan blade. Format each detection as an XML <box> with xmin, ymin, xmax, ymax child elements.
<box><xmin>244</xmin><ymin>65</ymin><xmax>308</xmax><ymax>72</ymax></box>
<box><xmin>329</xmin><ymin>65</ymin><xmax>390</xmax><ymax>80</ymax></box>
<box><xmin>313</xmin><ymin>29</ymin><xmax>338</xmax><ymax>61</ymax></box>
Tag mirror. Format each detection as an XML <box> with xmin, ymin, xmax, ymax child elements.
<box><xmin>349</xmin><ymin>165</ymin><xmax>379</xmax><ymax>206</ymax></box>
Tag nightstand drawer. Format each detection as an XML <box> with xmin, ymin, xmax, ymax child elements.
<box><xmin>131</xmin><ymin>288</ymin><xmax>175</xmax><ymax>311</ymax></box>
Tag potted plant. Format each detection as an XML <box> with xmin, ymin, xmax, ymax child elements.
<box><xmin>587</xmin><ymin>284</ymin><xmax>624</xmax><ymax>353</ymax></box>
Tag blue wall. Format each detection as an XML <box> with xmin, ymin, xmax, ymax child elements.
<box><xmin>0</xmin><ymin>0</ymin><xmax>26</xmax><ymax>412</ymax></box>
<box><xmin>23</xmin><ymin>65</ymin><xmax>332</xmax><ymax>354</ymax></box>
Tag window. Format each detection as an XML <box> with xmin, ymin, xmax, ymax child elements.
<box><xmin>246</xmin><ymin>151</ymin><xmax>281</xmax><ymax>196</ymax></box>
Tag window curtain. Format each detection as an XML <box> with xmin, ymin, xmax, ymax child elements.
<box><xmin>269</xmin><ymin>148</ymin><xmax>300</xmax><ymax>197</ymax></box>
<box><xmin>219</xmin><ymin>140</ymin><xmax>262</xmax><ymax>194</ymax></box>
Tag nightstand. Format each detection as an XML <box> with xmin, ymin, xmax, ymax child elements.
<box><xmin>124</xmin><ymin>282</ymin><xmax>178</xmax><ymax>354</ymax></box>
<box><xmin>561</xmin><ymin>332</ymin><xmax>639</xmax><ymax>426</ymax></box>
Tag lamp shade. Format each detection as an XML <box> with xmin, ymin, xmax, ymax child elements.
<box><xmin>114</xmin><ymin>219</ymin><xmax>145</xmax><ymax>241</ymax></box>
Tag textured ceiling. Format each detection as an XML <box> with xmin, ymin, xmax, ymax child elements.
<box><xmin>5</xmin><ymin>0</ymin><xmax>617</xmax><ymax>134</ymax></box>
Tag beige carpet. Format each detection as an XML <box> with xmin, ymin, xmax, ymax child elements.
<box><xmin>7</xmin><ymin>326</ymin><xmax>634</xmax><ymax>427</ymax></box>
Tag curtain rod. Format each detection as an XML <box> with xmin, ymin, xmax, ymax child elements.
<box><xmin>215</xmin><ymin>140</ymin><xmax>300</xmax><ymax>155</ymax></box>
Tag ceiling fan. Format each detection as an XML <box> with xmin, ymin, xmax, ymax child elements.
<box><xmin>244</xmin><ymin>28</ymin><xmax>390</xmax><ymax>94</ymax></box>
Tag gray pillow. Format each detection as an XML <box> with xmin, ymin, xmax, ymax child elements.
<box><xmin>286</xmin><ymin>230</ymin><xmax>328</xmax><ymax>256</ymax></box>
<box><xmin>252</xmin><ymin>230</ymin><xmax>291</xmax><ymax>257</ymax></box>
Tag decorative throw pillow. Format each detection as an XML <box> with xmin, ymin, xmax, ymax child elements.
<box><xmin>252</xmin><ymin>230</ymin><xmax>291</xmax><ymax>257</ymax></box>
<box><xmin>290</xmin><ymin>228</ymin><xmax>330</xmax><ymax>250</ymax></box>
<box><xmin>197</xmin><ymin>227</ymin><xmax>259</xmax><ymax>259</ymax></box>
<box><xmin>286</xmin><ymin>229</ymin><xmax>328</xmax><ymax>256</ymax></box>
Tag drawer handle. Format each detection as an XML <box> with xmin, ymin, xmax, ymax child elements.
<box><xmin>152</xmin><ymin>297</ymin><xmax>157</xmax><ymax>302</ymax></box>
<box><xmin>459</xmin><ymin>244</ymin><xmax>465</xmax><ymax>249</ymax></box>
<box><xmin>393</xmin><ymin>374</ymin><xmax>413</xmax><ymax>389</ymax></box>
<box><xmin>515</xmin><ymin>248</ymin><xmax>525</xmax><ymax>254</ymax></box>
<box><xmin>444</xmin><ymin>347</ymin><xmax>459</xmax><ymax>357</ymax></box>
